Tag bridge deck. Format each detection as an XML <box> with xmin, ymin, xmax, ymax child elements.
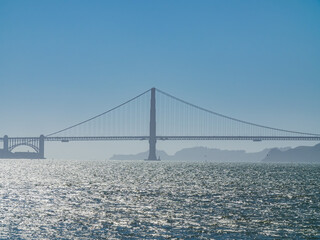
<box><xmin>2</xmin><ymin>136</ymin><xmax>319</xmax><ymax>142</ymax></box>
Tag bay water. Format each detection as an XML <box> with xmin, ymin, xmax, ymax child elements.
<box><xmin>0</xmin><ymin>160</ymin><xmax>319</xmax><ymax>239</ymax></box>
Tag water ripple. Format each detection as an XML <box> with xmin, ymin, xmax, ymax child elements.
<box><xmin>0</xmin><ymin>160</ymin><xmax>319</xmax><ymax>239</ymax></box>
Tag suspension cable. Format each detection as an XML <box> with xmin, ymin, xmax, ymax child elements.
<box><xmin>46</xmin><ymin>88</ymin><xmax>151</xmax><ymax>137</ymax></box>
<box><xmin>156</xmin><ymin>88</ymin><xmax>320</xmax><ymax>136</ymax></box>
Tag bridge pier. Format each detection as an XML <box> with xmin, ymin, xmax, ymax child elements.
<box><xmin>3</xmin><ymin>135</ymin><xmax>9</xmax><ymax>154</ymax></box>
<box><xmin>147</xmin><ymin>88</ymin><xmax>157</xmax><ymax>160</ymax></box>
<box><xmin>39</xmin><ymin>135</ymin><xmax>45</xmax><ymax>159</ymax></box>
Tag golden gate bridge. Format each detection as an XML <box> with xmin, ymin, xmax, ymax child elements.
<box><xmin>1</xmin><ymin>88</ymin><xmax>319</xmax><ymax>159</ymax></box>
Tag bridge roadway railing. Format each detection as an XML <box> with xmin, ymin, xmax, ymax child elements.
<box><xmin>156</xmin><ymin>136</ymin><xmax>320</xmax><ymax>141</ymax></box>
<box><xmin>0</xmin><ymin>137</ymin><xmax>40</xmax><ymax>141</ymax></box>
<box><xmin>44</xmin><ymin>136</ymin><xmax>320</xmax><ymax>142</ymax></box>
<box><xmin>45</xmin><ymin>136</ymin><xmax>150</xmax><ymax>141</ymax></box>
<box><xmin>1</xmin><ymin>136</ymin><xmax>320</xmax><ymax>142</ymax></box>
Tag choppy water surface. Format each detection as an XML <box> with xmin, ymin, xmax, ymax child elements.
<box><xmin>0</xmin><ymin>160</ymin><xmax>319</xmax><ymax>239</ymax></box>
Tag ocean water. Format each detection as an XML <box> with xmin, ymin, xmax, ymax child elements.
<box><xmin>0</xmin><ymin>160</ymin><xmax>319</xmax><ymax>239</ymax></box>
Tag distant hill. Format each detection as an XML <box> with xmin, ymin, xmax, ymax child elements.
<box><xmin>110</xmin><ymin>147</ymin><xmax>270</xmax><ymax>162</ymax></box>
<box><xmin>262</xmin><ymin>143</ymin><xmax>320</xmax><ymax>163</ymax></box>
<box><xmin>167</xmin><ymin>147</ymin><xmax>269</xmax><ymax>162</ymax></box>
<box><xmin>110</xmin><ymin>150</ymin><xmax>170</xmax><ymax>160</ymax></box>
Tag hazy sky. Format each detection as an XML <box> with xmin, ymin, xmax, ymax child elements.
<box><xmin>1</xmin><ymin>1</ymin><xmax>320</xmax><ymax>159</ymax></box>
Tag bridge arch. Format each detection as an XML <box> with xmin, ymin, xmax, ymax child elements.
<box><xmin>8</xmin><ymin>143</ymin><xmax>40</xmax><ymax>153</ymax></box>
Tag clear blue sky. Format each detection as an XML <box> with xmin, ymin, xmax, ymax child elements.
<box><xmin>1</xmin><ymin>0</ymin><xmax>320</xmax><ymax>158</ymax></box>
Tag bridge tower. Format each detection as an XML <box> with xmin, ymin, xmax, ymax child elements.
<box><xmin>147</xmin><ymin>87</ymin><xmax>157</xmax><ymax>160</ymax></box>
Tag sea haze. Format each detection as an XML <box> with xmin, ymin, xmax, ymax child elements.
<box><xmin>0</xmin><ymin>159</ymin><xmax>319</xmax><ymax>239</ymax></box>
<box><xmin>110</xmin><ymin>147</ymin><xmax>270</xmax><ymax>162</ymax></box>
